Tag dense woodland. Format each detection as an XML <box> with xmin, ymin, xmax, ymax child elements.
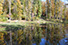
<box><xmin>0</xmin><ymin>0</ymin><xmax>68</xmax><ymax>22</ymax></box>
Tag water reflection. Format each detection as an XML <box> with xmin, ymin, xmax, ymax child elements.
<box><xmin>59</xmin><ymin>38</ymin><xmax>68</xmax><ymax>45</ymax></box>
<box><xmin>0</xmin><ymin>23</ymin><xmax>68</xmax><ymax>45</ymax></box>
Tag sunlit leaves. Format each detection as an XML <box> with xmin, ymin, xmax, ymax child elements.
<box><xmin>0</xmin><ymin>0</ymin><xmax>4</xmax><ymax>15</ymax></box>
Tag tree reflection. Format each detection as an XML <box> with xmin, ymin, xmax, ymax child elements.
<box><xmin>0</xmin><ymin>23</ymin><xmax>68</xmax><ymax>45</ymax></box>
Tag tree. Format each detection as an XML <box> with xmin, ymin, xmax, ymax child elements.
<box><xmin>0</xmin><ymin>0</ymin><xmax>4</xmax><ymax>15</ymax></box>
<box><xmin>42</xmin><ymin>1</ymin><xmax>46</xmax><ymax>15</ymax></box>
<box><xmin>22</xmin><ymin>0</ymin><xmax>26</xmax><ymax>20</ymax></box>
<box><xmin>27</xmin><ymin>0</ymin><xmax>32</xmax><ymax>21</ymax></box>
<box><xmin>16</xmin><ymin>0</ymin><xmax>22</xmax><ymax>20</ymax></box>
<box><xmin>32</xmin><ymin>0</ymin><xmax>38</xmax><ymax>20</ymax></box>
<box><xmin>8</xmin><ymin>0</ymin><xmax>11</xmax><ymax>20</ymax></box>
<box><xmin>37</xmin><ymin>0</ymin><xmax>42</xmax><ymax>19</ymax></box>
<box><xmin>3</xmin><ymin>0</ymin><xmax>9</xmax><ymax>15</ymax></box>
<box><xmin>50</xmin><ymin>0</ymin><xmax>55</xmax><ymax>19</ymax></box>
<box><xmin>65</xmin><ymin>9</ymin><xmax>68</xmax><ymax>20</ymax></box>
<box><xmin>46</xmin><ymin>0</ymin><xmax>50</xmax><ymax>19</ymax></box>
<box><xmin>0</xmin><ymin>32</ymin><xmax>6</xmax><ymax>45</ymax></box>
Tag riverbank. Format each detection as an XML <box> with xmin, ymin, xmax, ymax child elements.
<box><xmin>0</xmin><ymin>20</ymin><xmax>67</xmax><ymax>26</ymax></box>
<box><xmin>0</xmin><ymin>20</ymin><xmax>67</xmax><ymax>31</ymax></box>
<box><xmin>0</xmin><ymin>20</ymin><xmax>54</xmax><ymax>25</ymax></box>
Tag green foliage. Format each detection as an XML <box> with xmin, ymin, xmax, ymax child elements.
<box><xmin>16</xmin><ymin>0</ymin><xmax>23</xmax><ymax>20</ymax></box>
<box><xmin>0</xmin><ymin>0</ymin><xmax>4</xmax><ymax>15</ymax></box>
<box><xmin>0</xmin><ymin>15</ymin><xmax>8</xmax><ymax>22</ymax></box>
<box><xmin>0</xmin><ymin>0</ymin><xmax>67</xmax><ymax>22</ymax></box>
<box><xmin>37</xmin><ymin>0</ymin><xmax>42</xmax><ymax>18</ymax></box>
<box><xmin>11</xmin><ymin>13</ymin><xmax>18</xmax><ymax>20</ymax></box>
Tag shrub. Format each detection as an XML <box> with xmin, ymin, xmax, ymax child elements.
<box><xmin>0</xmin><ymin>15</ymin><xmax>8</xmax><ymax>22</ymax></box>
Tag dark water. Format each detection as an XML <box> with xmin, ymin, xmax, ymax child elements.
<box><xmin>0</xmin><ymin>23</ymin><xmax>68</xmax><ymax>45</ymax></box>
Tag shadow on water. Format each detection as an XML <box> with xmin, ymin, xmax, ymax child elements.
<box><xmin>0</xmin><ymin>23</ymin><xmax>68</xmax><ymax>45</ymax></box>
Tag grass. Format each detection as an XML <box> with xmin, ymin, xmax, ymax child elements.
<box><xmin>0</xmin><ymin>19</ymin><xmax>65</xmax><ymax>26</ymax></box>
<box><xmin>0</xmin><ymin>21</ymin><xmax>54</xmax><ymax>25</ymax></box>
<box><xmin>0</xmin><ymin>19</ymin><xmax>67</xmax><ymax>26</ymax></box>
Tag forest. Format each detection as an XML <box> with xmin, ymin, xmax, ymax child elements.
<box><xmin>0</xmin><ymin>0</ymin><xmax>68</xmax><ymax>23</ymax></box>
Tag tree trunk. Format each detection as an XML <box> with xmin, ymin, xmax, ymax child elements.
<box><xmin>9</xmin><ymin>0</ymin><xmax>11</xmax><ymax>20</ymax></box>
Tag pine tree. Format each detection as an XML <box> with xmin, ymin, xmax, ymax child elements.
<box><xmin>22</xmin><ymin>0</ymin><xmax>27</xmax><ymax>20</ymax></box>
<box><xmin>37</xmin><ymin>0</ymin><xmax>42</xmax><ymax>19</ymax></box>
<box><xmin>16</xmin><ymin>0</ymin><xmax>22</xmax><ymax>20</ymax></box>
<box><xmin>3</xmin><ymin>0</ymin><xmax>9</xmax><ymax>15</ymax></box>
<box><xmin>13</xmin><ymin>0</ymin><xmax>17</xmax><ymax>20</ymax></box>
<box><xmin>0</xmin><ymin>0</ymin><xmax>4</xmax><ymax>15</ymax></box>
<box><xmin>32</xmin><ymin>0</ymin><xmax>38</xmax><ymax>20</ymax></box>
<box><xmin>27</xmin><ymin>0</ymin><xmax>32</xmax><ymax>21</ymax></box>
<box><xmin>46</xmin><ymin>0</ymin><xmax>50</xmax><ymax>19</ymax></box>
<box><xmin>49</xmin><ymin>0</ymin><xmax>52</xmax><ymax>19</ymax></box>
<box><xmin>51</xmin><ymin>0</ymin><xmax>55</xmax><ymax>19</ymax></box>
<box><xmin>0</xmin><ymin>32</ymin><xmax>6</xmax><ymax>45</ymax></box>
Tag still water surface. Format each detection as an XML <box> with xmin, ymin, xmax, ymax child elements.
<box><xmin>0</xmin><ymin>23</ymin><xmax>68</xmax><ymax>45</ymax></box>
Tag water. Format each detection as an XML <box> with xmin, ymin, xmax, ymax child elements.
<box><xmin>0</xmin><ymin>23</ymin><xmax>68</xmax><ymax>45</ymax></box>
